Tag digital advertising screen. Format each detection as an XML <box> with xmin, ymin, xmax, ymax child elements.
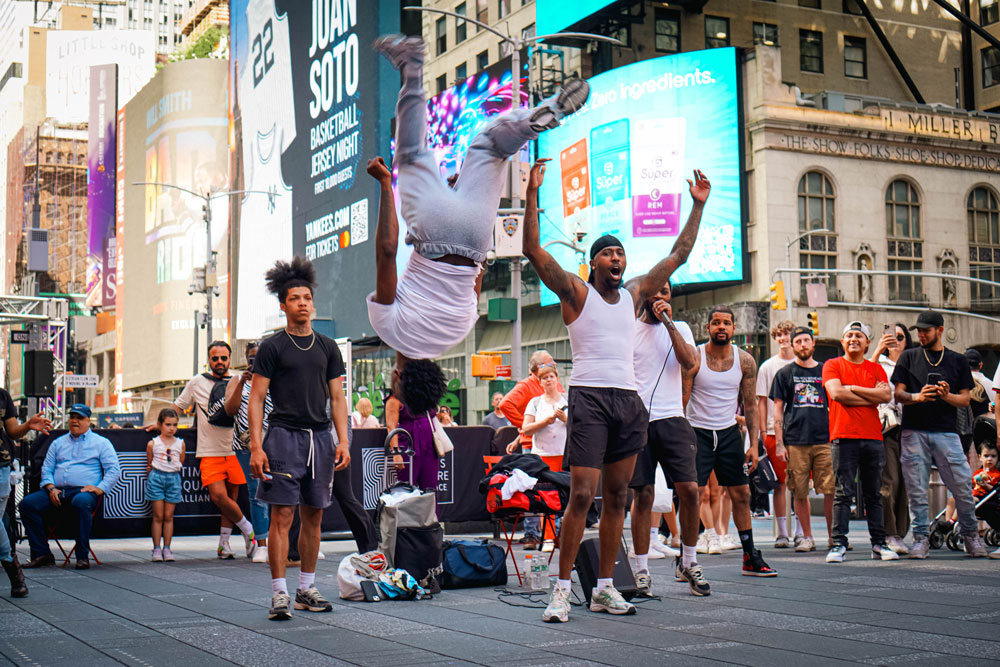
<box><xmin>536</xmin><ymin>48</ymin><xmax>746</xmax><ymax>306</ymax></box>
<box><xmin>536</xmin><ymin>0</ymin><xmax>625</xmax><ymax>37</ymax></box>
<box><xmin>229</xmin><ymin>0</ymin><xmax>397</xmax><ymax>340</ymax></box>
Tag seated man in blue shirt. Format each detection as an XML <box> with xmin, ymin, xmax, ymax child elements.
<box><xmin>20</xmin><ymin>404</ymin><xmax>121</xmax><ymax>570</ymax></box>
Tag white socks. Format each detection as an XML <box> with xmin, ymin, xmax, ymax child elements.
<box><xmin>556</xmin><ymin>578</ymin><xmax>572</xmax><ymax>592</ymax></box>
<box><xmin>236</xmin><ymin>517</ymin><xmax>254</xmax><ymax>536</ymax></box>
<box><xmin>795</xmin><ymin>517</ymin><xmax>805</xmax><ymax>538</ymax></box>
<box><xmin>219</xmin><ymin>527</ymin><xmax>232</xmax><ymax>547</ymax></box>
<box><xmin>682</xmin><ymin>545</ymin><xmax>697</xmax><ymax>568</ymax></box>
<box><xmin>636</xmin><ymin>554</ymin><xmax>649</xmax><ymax>571</ymax></box>
<box><xmin>298</xmin><ymin>571</ymin><xmax>315</xmax><ymax>591</ymax></box>
<box><xmin>596</xmin><ymin>577</ymin><xmax>613</xmax><ymax>590</ymax></box>
<box><xmin>777</xmin><ymin>517</ymin><xmax>788</xmax><ymax>537</ymax></box>
<box><xmin>272</xmin><ymin>577</ymin><xmax>287</xmax><ymax>595</ymax></box>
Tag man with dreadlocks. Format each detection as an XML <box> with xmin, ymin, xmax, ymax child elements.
<box><xmin>248</xmin><ymin>256</ymin><xmax>350</xmax><ymax>621</ymax></box>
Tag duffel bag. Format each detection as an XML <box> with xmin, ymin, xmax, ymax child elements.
<box><xmin>393</xmin><ymin>524</ymin><xmax>444</xmax><ymax>592</ymax></box>
<box><xmin>440</xmin><ymin>539</ymin><xmax>507</xmax><ymax>589</ymax></box>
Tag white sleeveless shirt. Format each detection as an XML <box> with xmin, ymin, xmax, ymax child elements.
<box><xmin>566</xmin><ymin>284</ymin><xmax>637</xmax><ymax>390</ymax></box>
<box><xmin>150</xmin><ymin>435</ymin><xmax>183</xmax><ymax>474</ymax></box>
<box><xmin>686</xmin><ymin>344</ymin><xmax>742</xmax><ymax>430</ymax></box>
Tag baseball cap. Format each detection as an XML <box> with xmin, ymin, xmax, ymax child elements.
<box><xmin>965</xmin><ymin>348</ymin><xmax>983</xmax><ymax>367</ymax></box>
<box><xmin>842</xmin><ymin>321</ymin><xmax>871</xmax><ymax>339</ymax></box>
<box><xmin>791</xmin><ymin>326</ymin><xmax>813</xmax><ymax>341</ymax></box>
<box><xmin>68</xmin><ymin>403</ymin><xmax>92</xmax><ymax>419</ymax></box>
<box><xmin>909</xmin><ymin>309</ymin><xmax>944</xmax><ymax>330</ymax></box>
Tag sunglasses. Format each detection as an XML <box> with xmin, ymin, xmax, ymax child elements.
<box><xmin>211</xmin><ymin>355</ymin><xmax>229</xmax><ymax>361</ymax></box>
<box><xmin>537</xmin><ymin>362</ymin><xmax>556</xmax><ymax>369</ymax></box>
<box><xmin>896</xmin><ymin>334</ymin><xmax>905</xmax><ymax>341</ymax></box>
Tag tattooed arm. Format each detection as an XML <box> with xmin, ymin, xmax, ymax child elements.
<box><xmin>739</xmin><ymin>349</ymin><xmax>760</xmax><ymax>473</ymax></box>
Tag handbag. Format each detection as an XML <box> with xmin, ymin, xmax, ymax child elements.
<box><xmin>651</xmin><ymin>465</ymin><xmax>673</xmax><ymax>513</ymax></box>
<box><xmin>440</xmin><ymin>539</ymin><xmax>507</xmax><ymax>589</ymax></box>
<box><xmin>428</xmin><ymin>415</ymin><xmax>454</xmax><ymax>457</ymax></box>
<box><xmin>749</xmin><ymin>452</ymin><xmax>780</xmax><ymax>492</ymax></box>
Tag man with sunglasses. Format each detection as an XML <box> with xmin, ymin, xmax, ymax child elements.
<box><xmin>170</xmin><ymin>341</ymin><xmax>258</xmax><ymax>559</ymax></box>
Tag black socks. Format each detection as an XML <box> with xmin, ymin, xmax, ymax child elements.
<box><xmin>739</xmin><ymin>530</ymin><xmax>755</xmax><ymax>556</ymax></box>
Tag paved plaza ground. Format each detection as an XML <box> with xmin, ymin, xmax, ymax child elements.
<box><xmin>2</xmin><ymin>518</ymin><xmax>999</xmax><ymax>666</ymax></box>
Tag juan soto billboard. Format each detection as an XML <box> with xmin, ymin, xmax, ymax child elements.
<box><xmin>537</xmin><ymin>48</ymin><xmax>747</xmax><ymax>305</ymax></box>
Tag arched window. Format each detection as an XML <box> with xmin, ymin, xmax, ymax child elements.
<box><xmin>886</xmin><ymin>180</ymin><xmax>923</xmax><ymax>304</ymax></box>
<box><xmin>797</xmin><ymin>171</ymin><xmax>837</xmax><ymax>298</ymax></box>
<box><xmin>969</xmin><ymin>186</ymin><xmax>1000</xmax><ymax>311</ymax></box>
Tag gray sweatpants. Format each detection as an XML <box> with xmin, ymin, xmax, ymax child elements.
<box><xmin>394</xmin><ymin>60</ymin><xmax>538</xmax><ymax>262</ymax></box>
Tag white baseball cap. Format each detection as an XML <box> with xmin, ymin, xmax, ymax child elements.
<box><xmin>842</xmin><ymin>321</ymin><xmax>871</xmax><ymax>339</ymax></box>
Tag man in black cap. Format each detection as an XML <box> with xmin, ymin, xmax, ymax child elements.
<box><xmin>891</xmin><ymin>310</ymin><xmax>986</xmax><ymax>558</ymax></box>
<box><xmin>522</xmin><ymin>157</ymin><xmax>710</xmax><ymax>622</ymax></box>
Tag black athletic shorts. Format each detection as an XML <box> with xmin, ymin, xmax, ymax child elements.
<box><xmin>630</xmin><ymin>416</ymin><xmax>698</xmax><ymax>488</ymax></box>
<box><xmin>565</xmin><ymin>386</ymin><xmax>648</xmax><ymax>469</ymax></box>
<box><xmin>257</xmin><ymin>425</ymin><xmax>336</xmax><ymax>508</ymax></box>
<box><xmin>694</xmin><ymin>424</ymin><xmax>749</xmax><ymax>487</ymax></box>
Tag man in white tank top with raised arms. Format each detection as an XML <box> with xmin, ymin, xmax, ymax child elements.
<box><xmin>523</xmin><ymin>158</ymin><xmax>711</xmax><ymax>623</ymax></box>
<box><xmin>683</xmin><ymin>306</ymin><xmax>778</xmax><ymax>578</ymax></box>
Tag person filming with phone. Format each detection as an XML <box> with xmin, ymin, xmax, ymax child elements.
<box><xmin>890</xmin><ymin>310</ymin><xmax>987</xmax><ymax>558</ymax></box>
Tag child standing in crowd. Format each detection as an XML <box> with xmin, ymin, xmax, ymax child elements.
<box><xmin>146</xmin><ymin>408</ymin><xmax>184</xmax><ymax>562</ymax></box>
<box><xmin>973</xmin><ymin>441</ymin><xmax>1000</xmax><ymax>559</ymax></box>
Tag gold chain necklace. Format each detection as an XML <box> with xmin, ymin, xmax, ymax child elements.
<box><xmin>922</xmin><ymin>347</ymin><xmax>944</xmax><ymax>367</ymax></box>
<box><xmin>285</xmin><ymin>329</ymin><xmax>315</xmax><ymax>351</ymax></box>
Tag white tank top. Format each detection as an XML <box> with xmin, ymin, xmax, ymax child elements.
<box><xmin>686</xmin><ymin>344</ymin><xmax>742</xmax><ymax>430</ymax></box>
<box><xmin>150</xmin><ymin>435</ymin><xmax>183</xmax><ymax>473</ymax></box>
<box><xmin>567</xmin><ymin>283</ymin><xmax>637</xmax><ymax>390</ymax></box>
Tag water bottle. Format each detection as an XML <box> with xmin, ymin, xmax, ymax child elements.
<box><xmin>535</xmin><ymin>558</ymin><xmax>548</xmax><ymax>591</ymax></box>
<box><xmin>524</xmin><ymin>554</ymin><xmax>535</xmax><ymax>589</ymax></box>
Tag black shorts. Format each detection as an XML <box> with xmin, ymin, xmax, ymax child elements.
<box><xmin>694</xmin><ymin>424</ymin><xmax>749</xmax><ymax>487</ymax></box>
<box><xmin>630</xmin><ymin>417</ymin><xmax>698</xmax><ymax>488</ymax></box>
<box><xmin>256</xmin><ymin>425</ymin><xmax>336</xmax><ymax>508</ymax></box>
<box><xmin>565</xmin><ymin>386</ymin><xmax>648</xmax><ymax>469</ymax></box>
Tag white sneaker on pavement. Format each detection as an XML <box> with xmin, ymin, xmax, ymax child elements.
<box><xmin>542</xmin><ymin>586</ymin><xmax>571</xmax><ymax>623</ymax></box>
<box><xmin>719</xmin><ymin>534</ymin><xmax>741</xmax><ymax>551</ymax></box>
<box><xmin>651</xmin><ymin>540</ymin><xmax>680</xmax><ymax>558</ymax></box>
<box><xmin>707</xmin><ymin>535</ymin><xmax>722</xmax><ymax>555</ymax></box>
<box><xmin>252</xmin><ymin>545</ymin><xmax>269</xmax><ymax>564</ymax></box>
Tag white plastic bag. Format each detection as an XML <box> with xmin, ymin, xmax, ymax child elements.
<box><xmin>338</xmin><ymin>553</ymin><xmax>365</xmax><ymax>601</ymax></box>
<box><xmin>651</xmin><ymin>466</ymin><xmax>673</xmax><ymax>513</ymax></box>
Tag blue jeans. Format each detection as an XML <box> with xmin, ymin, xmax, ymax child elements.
<box><xmin>0</xmin><ymin>467</ymin><xmax>11</xmax><ymax>562</ymax></box>
<box><xmin>19</xmin><ymin>486</ymin><xmax>97</xmax><ymax>560</ymax></box>
<box><xmin>235</xmin><ymin>448</ymin><xmax>269</xmax><ymax>540</ymax></box>
<box><xmin>524</xmin><ymin>515</ymin><xmax>561</xmax><ymax>540</ymax></box>
<box><xmin>900</xmin><ymin>429</ymin><xmax>978</xmax><ymax>538</ymax></box>
<box><xmin>830</xmin><ymin>439</ymin><xmax>885</xmax><ymax>547</ymax></box>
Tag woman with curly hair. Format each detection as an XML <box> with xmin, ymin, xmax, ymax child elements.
<box><xmin>384</xmin><ymin>359</ymin><xmax>447</xmax><ymax>495</ymax></box>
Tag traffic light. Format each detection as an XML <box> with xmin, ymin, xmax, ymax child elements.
<box><xmin>769</xmin><ymin>280</ymin><xmax>787</xmax><ymax>310</ymax></box>
<box><xmin>807</xmin><ymin>310</ymin><xmax>819</xmax><ymax>335</ymax></box>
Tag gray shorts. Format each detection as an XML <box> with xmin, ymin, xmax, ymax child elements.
<box><xmin>256</xmin><ymin>425</ymin><xmax>335</xmax><ymax>508</ymax></box>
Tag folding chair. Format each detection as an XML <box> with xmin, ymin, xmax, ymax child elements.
<box><xmin>45</xmin><ymin>501</ymin><xmax>102</xmax><ymax>568</ymax></box>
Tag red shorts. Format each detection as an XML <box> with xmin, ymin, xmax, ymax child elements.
<box><xmin>763</xmin><ymin>434</ymin><xmax>787</xmax><ymax>485</ymax></box>
<box><xmin>199</xmin><ymin>455</ymin><xmax>246</xmax><ymax>487</ymax></box>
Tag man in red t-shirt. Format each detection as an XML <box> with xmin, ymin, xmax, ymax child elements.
<box><xmin>821</xmin><ymin>321</ymin><xmax>896</xmax><ymax>563</ymax></box>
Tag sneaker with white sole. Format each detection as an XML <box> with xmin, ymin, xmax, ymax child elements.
<box><xmin>825</xmin><ymin>545</ymin><xmax>847</xmax><ymax>563</ymax></box>
<box><xmin>634</xmin><ymin>569</ymin><xmax>652</xmax><ymax>597</ymax></box>
<box><xmin>294</xmin><ymin>586</ymin><xmax>333</xmax><ymax>612</ymax></box>
<box><xmin>674</xmin><ymin>556</ymin><xmax>686</xmax><ymax>582</ymax></box>
<box><xmin>372</xmin><ymin>34</ymin><xmax>426</xmax><ymax>70</ymax></box>
<box><xmin>909</xmin><ymin>536</ymin><xmax>930</xmax><ymax>559</ymax></box>
<box><xmin>252</xmin><ymin>545</ymin><xmax>269</xmax><ymax>564</ymax></box>
<box><xmin>243</xmin><ymin>531</ymin><xmax>257</xmax><ymax>559</ymax></box>
<box><xmin>989</xmin><ymin>546</ymin><xmax>1000</xmax><ymax>560</ymax></box>
<box><xmin>162</xmin><ymin>547</ymin><xmax>174</xmax><ymax>562</ymax></box>
<box><xmin>774</xmin><ymin>535</ymin><xmax>791</xmax><ymax>549</ymax></box>
<box><xmin>964</xmin><ymin>534</ymin><xmax>987</xmax><ymax>558</ymax></box>
<box><xmin>217</xmin><ymin>543</ymin><xmax>235</xmax><ymax>560</ymax></box>
<box><xmin>719</xmin><ymin>534</ymin><xmax>741</xmax><ymax>551</ymax></box>
<box><xmin>707</xmin><ymin>536</ymin><xmax>722</xmax><ymax>555</ymax></box>
<box><xmin>589</xmin><ymin>584</ymin><xmax>636</xmax><ymax>615</ymax></box>
<box><xmin>886</xmin><ymin>535</ymin><xmax>909</xmax><ymax>555</ymax></box>
<box><xmin>678</xmin><ymin>562</ymin><xmax>712</xmax><ymax>597</ymax></box>
<box><xmin>872</xmin><ymin>544</ymin><xmax>900</xmax><ymax>561</ymax></box>
<box><xmin>651</xmin><ymin>540</ymin><xmax>680</xmax><ymax>558</ymax></box>
<box><xmin>528</xmin><ymin>78</ymin><xmax>591</xmax><ymax>132</ymax></box>
<box><xmin>542</xmin><ymin>585</ymin><xmax>571</xmax><ymax>623</ymax></box>
<box><xmin>269</xmin><ymin>592</ymin><xmax>291</xmax><ymax>621</ymax></box>
<box><xmin>151</xmin><ymin>548</ymin><xmax>162</xmax><ymax>562</ymax></box>
<box><xmin>695</xmin><ymin>533</ymin><xmax>710</xmax><ymax>554</ymax></box>
<box><xmin>794</xmin><ymin>536</ymin><xmax>816</xmax><ymax>553</ymax></box>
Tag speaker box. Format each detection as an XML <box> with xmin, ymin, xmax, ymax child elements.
<box><xmin>24</xmin><ymin>350</ymin><xmax>54</xmax><ymax>397</ymax></box>
<box><xmin>574</xmin><ymin>537</ymin><xmax>637</xmax><ymax>603</ymax></box>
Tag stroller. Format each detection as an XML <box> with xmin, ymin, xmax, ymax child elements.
<box><xmin>374</xmin><ymin>428</ymin><xmax>443</xmax><ymax>592</ymax></box>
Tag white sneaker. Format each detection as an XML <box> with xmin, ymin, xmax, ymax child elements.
<box><xmin>651</xmin><ymin>540</ymin><xmax>680</xmax><ymax>558</ymax></box>
<box><xmin>886</xmin><ymin>536</ymin><xmax>909</xmax><ymax>555</ymax></box>
<box><xmin>217</xmin><ymin>543</ymin><xmax>235</xmax><ymax>560</ymax></box>
<box><xmin>696</xmin><ymin>533</ymin><xmax>710</xmax><ymax>554</ymax></box>
<box><xmin>719</xmin><ymin>534</ymin><xmax>741</xmax><ymax>551</ymax></box>
<box><xmin>252</xmin><ymin>545</ymin><xmax>269</xmax><ymax>564</ymax></box>
<box><xmin>825</xmin><ymin>545</ymin><xmax>847</xmax><ymax>563</ymax></box>
<box><xmin>542</xmin><ymin>585</ymin><xmax>571</xmax><ymax>623</ymax></box>
<box><xmin>589</xmin><ymin>584</ymin><xmax>636</xmax><ymax>615</ymax></box>
<box><xmin>872</xmin><ymin>544</ymin><xmax>900</xmax><ymax>561</ymax></box>
<box><xmin>151</xmin><ymin>547</ymin><xmax>162</xmax><ymax>562</ymax></box>
<box><xmin>989</xmin><ymin>547</ymin><xmax>1000</xmax><ymax>560</ymax></box>
<box><xmin>628</xmin><ymin>545</ymin><xmax>665</xmax><ymax>560</ymax></box>
<box><xmin>317</xmin><ymin>550</ymin><xmax>326</xmax><ymax>560</ymax></box>
<box><xmin>243</xmin><ymin>531</ymin><xmax>258</xmax><ymax>559</ymax></box>
<box><xmin>707</xmin><ymin>536</ymin><xmax>722</xmax><ymax>555</ymax></box>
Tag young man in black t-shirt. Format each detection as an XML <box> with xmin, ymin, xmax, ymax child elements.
<box><xmin>248</xmin><ymin>257</ymin><xmax>350</xmax><ymax>620</ymax></box>
<box><xmin>769</xmin><ymin>327</ymin><xmax>834</xmax><ymax>553</ymax></box>
<box><xmin>890</xmin><ymin>310</ymin><xmax>986</xmax><ymax>559</ymax></box>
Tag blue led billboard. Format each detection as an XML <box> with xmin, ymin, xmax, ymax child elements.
<box><xmin>536</xmin><ymin>0</ymin><xmax>622</xmax><ymax>37</ymax></box>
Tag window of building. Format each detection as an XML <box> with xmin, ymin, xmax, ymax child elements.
<box><xmin>455</xmin><ymin>3</ymin><xmax>467</xmax><ymax>43</ymax></box>
<box><xmin>797</xmin><ymin>171</ymin><xmax>838</xmax><ymax>299</ymax></box>
<box><xmin>498</xmin><ymin>0</ymin><xmax>510</xmax><ymax>19</ymax></box>
<box><xmin>455</xmin><ymin>62</ymin><xmax>467</xmax><ymax>82</ymax></box>
<box><xmin>159</xmin><ymin>34</ymin><xmax>167</xmax><ymax>46</ymax></box>
<box><xmin>521</xmin><ymin>23</ymin><xmax>535</xmax><ymax>42</ymax></box>
<box><xmin>753</xmin><ymin>22</ymin><xmax>778</xmax><ymax>46</ymax></box>
<box><xmin>844</xmin><ymin>36</ymin><xmax>866</xmax><ymax>78</ymax></box>
<box><xmin>982</xmin><ymin>0</ymin><xmax>998</xmax><ymax>26</ymax></box>
<box><xmin>983</xmin><ymin>47</ymin><xmax>1000</xmax><ymax>87</ymax></box>
<box><xmin>800</xmin><ymin>30</ymin><xmax>823</xmax><ymax>73</ymax></box>
<box><xmin>968</xmin><ymin>186</ymin><xmax>1000</xmax><ymax>310</ymax></box>
<box><xmin>476</xmin><ymin>0</ymin><xmax>488</xmax><ymax>28</ymax></box>
<box><xmin>886</xmin><ymin>180</ymin><xmax>924</xmax><ymax>304</ymax></box>
<box><xmin>655</xmin><ymin>9</ymin><xmax>680</xmax><ymax>53</ymax></box>
<box><xmin>436</xmin><ymin>17</ymin><xmax>447</xmax><ymax>56</ymax></box>
<box><xmin>800</xmin><ymin>0</ymin><xmax>821</xmax><ymax>7</ymax></box>
<box><xmin>705</xmin><ymin>16</ymin><xmax>730</xmax><ymax>49</ymax></box>
<box><xmin>436</xmin><ymin>74</ymin><xmax>447</xmax><ymax>94</ymax></box>
<box><xmin>477</xmin><ymin>49</ymin><xmax>489</xmax><ymax>71</ymax></box>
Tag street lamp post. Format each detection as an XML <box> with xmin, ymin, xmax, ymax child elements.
<box><xmin>403</xmin><ymin>7</ymin><xmax>620</xmax><ymax>378</ymax></box>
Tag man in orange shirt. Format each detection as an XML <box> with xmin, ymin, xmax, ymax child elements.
<box><xmin>821</xmin><ymin>321</ymin><xmax>896</xmax><ymax>563</ymax></box>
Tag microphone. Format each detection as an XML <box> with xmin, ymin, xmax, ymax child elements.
<box><xmin>657</xmin><ymin>308</ymin><xmax>675</xmax><ymax>330</ymax></box>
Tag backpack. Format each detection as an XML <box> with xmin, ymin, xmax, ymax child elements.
<box><xmin>200</xmin><ymin>373</ymin><xmax>234</xmax><ymax>428</ymax></box>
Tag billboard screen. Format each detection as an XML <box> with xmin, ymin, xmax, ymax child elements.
<box><xmin>87</xmin><ymin>64</ymin><xmax>118</xmax><ymax>309</ymax></box>
<box><xmin>230</xmin><ymin>0</ymin><xmax>392</xmax><ymax>340</ymax></box>
<box><xmin>46</xmin><ymin>30</ymin><xmax>155</xmax><ymax>123</ymax></box>
<box><xmin>121</xmin><ymin>59</ymin><xmax>230</xmax><ymax>390</ymax></box>
<box><xmin>536</xmin><ymin>0</ymin><xmax>622</xmax><ymax>37</ymax></box>
<box><xmin>536</xmin><ymin>48</ymin><xmax>746</xmax><ymax>306</ymax></box>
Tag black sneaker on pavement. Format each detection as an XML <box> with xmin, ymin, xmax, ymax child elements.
<box><xmin>294</xmin><ymin>586</ymin><xmax>333</xmax><ymax>612</ymax></box>
<box><xmin>678</xmin><ymin>562</ymin><xmax>712</xmax><ymax>597</ymax></box>
<box><xmin>741</xmin><ymin>550</ymin><xmax>778</xmax><ymax>577</ymax></box>
<box><xmin>269</xmin><ymin>592</ymin><xmax>291</xmax><ymax>621</ymax></box>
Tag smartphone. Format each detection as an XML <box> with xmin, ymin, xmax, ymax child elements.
<box><xmin>360</xmin><ymin>579</ymin><xmax>382</xmax><ymax>602</ymax></box>
<box><xmin>883</xmin><ymin>324</ymin><xmax>891</xmax><ymax>333</ymax></box>
<box><xmin>927</xmin><ymin>372</ymin><xmax>943</xmax><ymax>386</ymax></box>
<box><xmin>631</xmin><ymin>117</ymin><xmax>686</xmax><ymax>237</ymax></box>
